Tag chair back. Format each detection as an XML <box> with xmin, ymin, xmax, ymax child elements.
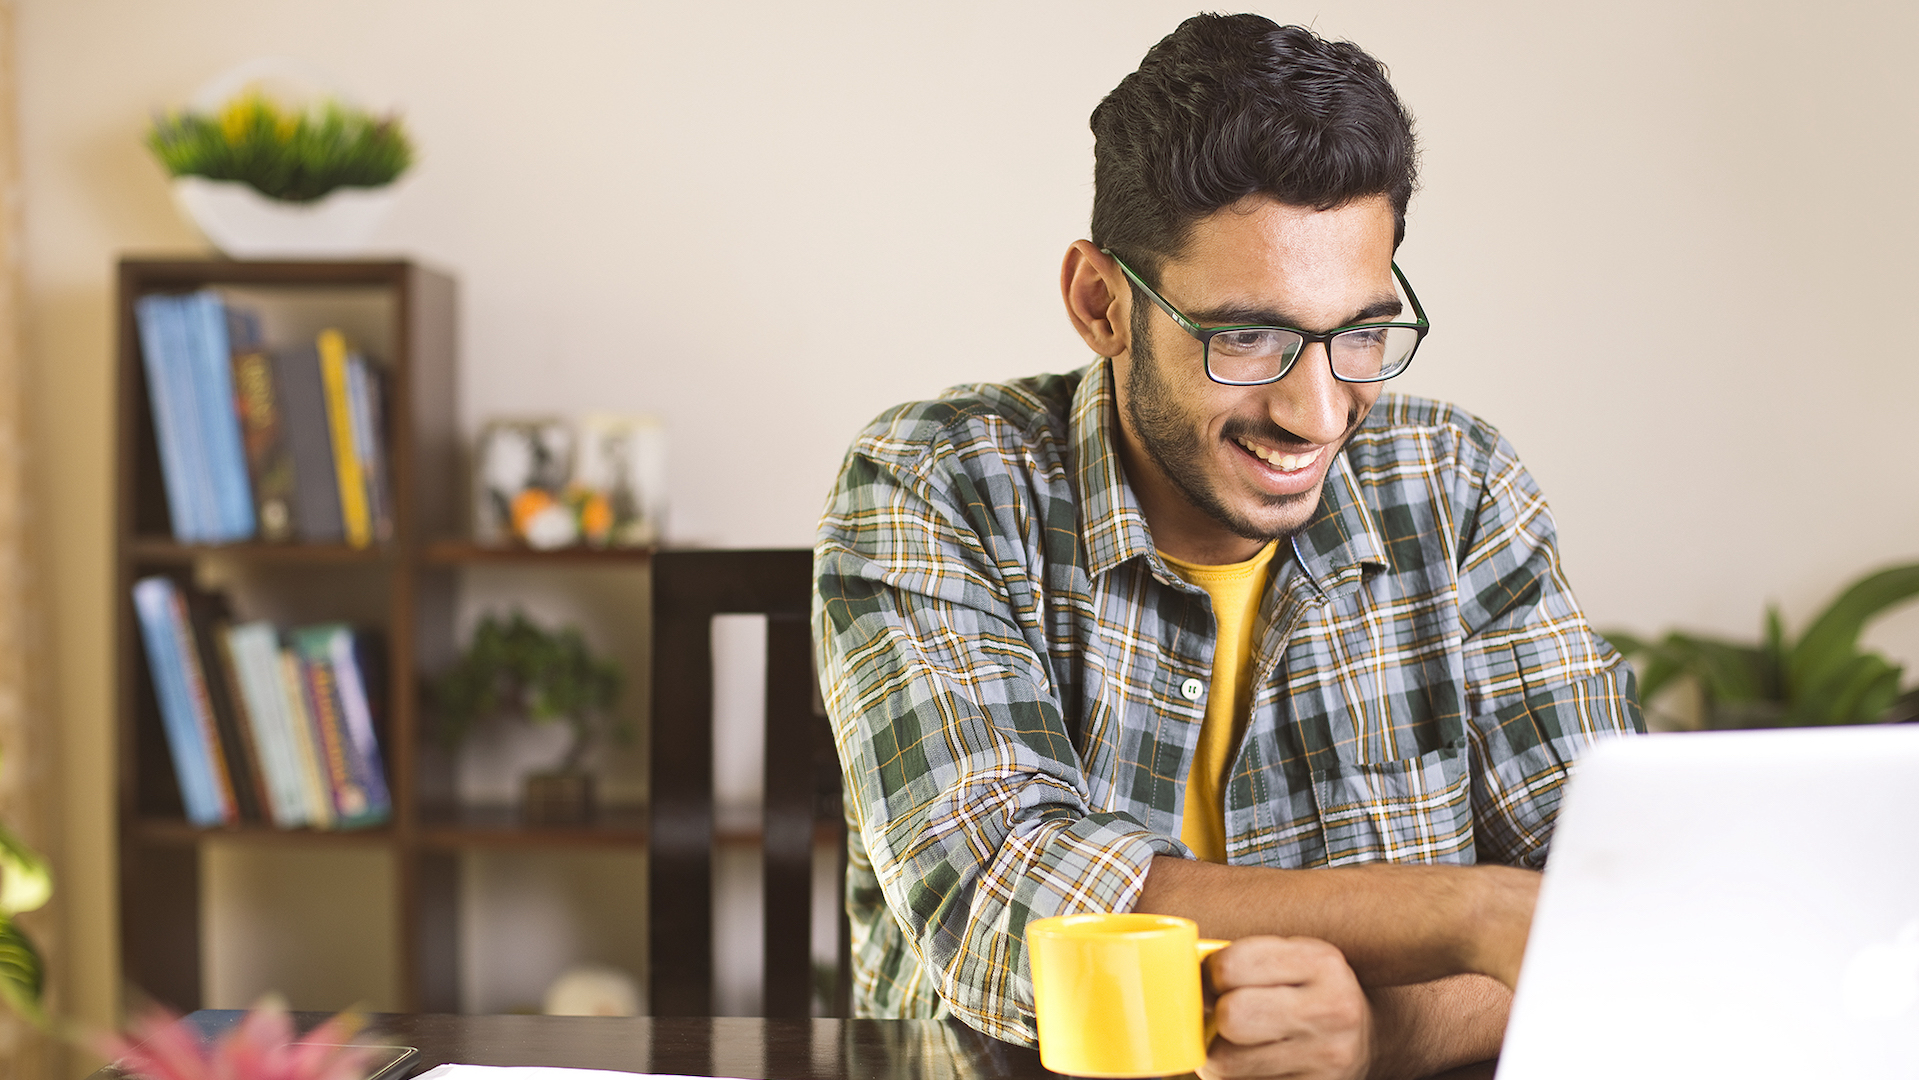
<box><xmin>647</xmin><ymin>548</ymin><xmax>849</xmax><ymax>1017</ymax></box>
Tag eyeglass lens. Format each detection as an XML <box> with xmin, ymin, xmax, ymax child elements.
<box><xmin>1207</xmin><ymin>324</ymin><xmax>1421</xmax><ymax>385</ymax></box>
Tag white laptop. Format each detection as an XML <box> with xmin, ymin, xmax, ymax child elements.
<box><xmin>1497</xmin><ymin>725</ymin><xmax>1919</xmax><ymax>1079</ymax></box>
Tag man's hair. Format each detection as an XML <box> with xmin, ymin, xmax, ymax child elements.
<box><xmin>1090</xmin><ymin>14</ymin><xmax>1418</xmax><ymax>280</ymax></box>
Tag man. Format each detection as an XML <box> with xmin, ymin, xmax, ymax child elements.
<box><xmin>814</xmin><ymin>14</ymin><xmax>1641</xmax><ymax>1080</ymax></box>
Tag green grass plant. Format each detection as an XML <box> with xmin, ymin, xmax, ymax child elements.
<box><xmin>1606</xmin><ymin>562</ymin><xmax>1919</xmax><ymax>729</ymax></box>
<box><xmin>148</xmin><ymin>93</ymin><xmax>413</xmax><ymax>203</ymax></box>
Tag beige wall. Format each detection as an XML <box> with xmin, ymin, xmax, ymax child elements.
<box><xmin>17</xmin><ymin>0</ymin><xmax>1919</xmax><ymax>1033</ymax></box>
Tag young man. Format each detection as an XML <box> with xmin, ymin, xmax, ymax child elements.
<box><xmin>814</xmin><ymin>14</ymin><xmax>1641</xmax><ymax>1080</ymax></box>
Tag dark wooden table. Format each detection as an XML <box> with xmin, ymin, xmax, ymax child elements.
<box><xmin>99</xmin><ymin>1011</ymin><xmax>1495</xmax><ymax>1079</ymax></box>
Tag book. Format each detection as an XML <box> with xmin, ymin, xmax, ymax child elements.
<box><xmin>166</xmin><ymin>585</ymin><xmax>240</xmax><ymax>823</ymax></box>
<box><xmin>324</xmin><ymin>625</ymin><xmax>392</xmax><ymax>818</ymax></box>
<box><xmin>221</xmin><ymin>621</ymin><xmax>313</xmax><ymax>828</ymax></box>
<box><xmin>271</xmin><ymin>343</ymin><xmax>345</xmax><ymax>543</ymax></box>
<box><xmin>278</xmin><ymin>648</ymin><xmax>336</xmax><ymax>828</ymax></box>
<box><xmin>129</xmin><ymin>576</ymin><xmax>226</xmax><ymax>826</ymax></box>
<box><xmin>181</xmin><ymin>290</ymin><xmax>257</xmax><ymax>542</ymax></box>
<box><xmin>134</xmin><ymin>296</ymin><xmax>212</xmax><ymax>541</ymax></box>
<box><xmin>317</xmin><ymin>329</ymin><xmax>372</xmax><ymax>548</ymax></box>
<box><xmin>345</xmin><ymin>354</ymin><xmax>394</xmax><ymax>544</ymax></box>
<box><xmin>183</xmin><ymin>591</ymin><xmax>269</xmax><ymax>824</ymax></box>
<box><xmin>231</xmin><ymin>342</ymin><xmax>297</xmax><ymax>543</ymax></box>
<box><xmin>290</xmin><ymin>632</ymin><xmax>384</xmax><ymax>828</ymax></box>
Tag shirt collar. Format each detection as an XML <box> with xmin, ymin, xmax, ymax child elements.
<box><xmin>1071</xmin><ymin>360</ymin><xmax>1156</xmax><ymax>578</ymax></box>
<box><xmin>1070</xmin><ymin>358</ymin><xmax>1388</xmax><ymax>590</ymax></box>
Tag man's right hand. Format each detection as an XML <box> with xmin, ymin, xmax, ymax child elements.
<box><xmin>1204</xmin><ymin>936</ymin><xmax>1373</xmax><ymax>1080</ymax></box>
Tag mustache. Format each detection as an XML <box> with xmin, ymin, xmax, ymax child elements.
<box><xmin>1220</xmin><ymin>405</ymin><xmax>1364</xmax><ymax>448</ymax></box>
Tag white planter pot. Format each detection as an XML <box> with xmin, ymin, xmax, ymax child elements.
<box><xmin>171</xmin><ymin>176</ymin><xmax>399</xmax><ymax>258</ymax></box>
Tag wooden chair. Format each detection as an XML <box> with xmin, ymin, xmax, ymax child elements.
<box><xmin>646</xmin><ymin>548</ymin><xmax>850</xmax><ymax>1017</ymax></box>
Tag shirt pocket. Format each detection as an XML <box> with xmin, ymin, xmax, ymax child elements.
<box><xmin>1308</xmin><ymin>737</ymin><xmax>1475</xmax><ymax>866</ymax></box>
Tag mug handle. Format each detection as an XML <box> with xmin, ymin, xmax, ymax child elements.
<box><xmin>1196</xmin><ymin>939</ymin><xmax>1230</xmax><ymax>1048</ymax></box>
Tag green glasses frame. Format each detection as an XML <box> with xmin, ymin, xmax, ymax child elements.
<box><xmin>1102</xmin><ymin>248</ymin><xmax>1432</xmax><ymax>386</ymax></box>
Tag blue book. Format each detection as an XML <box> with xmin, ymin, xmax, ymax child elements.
<box><xmin>182</xmin><ymin>291</ymin><xmax>257</xmax><ymax>542</ymax></box>
<box><xmin>131</xmin><ymin>576</ymin><xmax>226</xmax><ymax>825</ymax></box>
<box><xmin>133</xmin><ymin>296</ymin><xmax>205</xmax><ymax>541</ymax></box>
<box><xmin>157</xmin><ymin>296</ymin><xmax>221</xmax><ymax>542</ymax></box>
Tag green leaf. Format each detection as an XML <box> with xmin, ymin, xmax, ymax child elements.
<box><xmin>1787</xmin><ymin>650</ymin><xmax>1903</xmax><ymax>726</ymax></box>
<box><xmin>1789</xmin><ymin>563</ymin><xmax>1919</xmax><ymax>696</ymax></box>
<box><xmin>0</xmin><ymin>915</ymin><xmax>43</xmax><ymax>1023</ymax></box>
<box><xmin>0</xmin><ymin>819</ymin><xmax>49</xmax><ymax>917</ymax></box>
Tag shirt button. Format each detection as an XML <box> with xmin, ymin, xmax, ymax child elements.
<box><xmin>1180</xmin><ymin>678</ymin><xmax>1204</xmax><ymax>702</ymax></box>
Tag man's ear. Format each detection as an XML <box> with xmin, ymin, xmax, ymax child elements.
<box><xmin>1061</xmin><ymin>240</ymin><xmax>1131</xmax><ymax>358</ymax></box>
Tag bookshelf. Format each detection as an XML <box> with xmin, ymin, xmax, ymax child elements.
<box><xmin>113</xmin><ymin>258</ymin><xmax>669</xmax><ymax>1013</ymax></box>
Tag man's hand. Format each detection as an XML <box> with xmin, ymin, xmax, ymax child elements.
<box><xmin>1204</xmin><ymin>936</ymin><xmax>1372</xmax><ymax>1080</ymax></box>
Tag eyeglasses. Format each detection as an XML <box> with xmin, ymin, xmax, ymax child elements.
<box><xmin>1102</xmin><ymin>249</ymin><xmax>1430</xmax><ymax>386</ymax></box>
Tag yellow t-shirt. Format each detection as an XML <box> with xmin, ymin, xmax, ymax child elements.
<box><xmin>1160</xmin><ymin>541</ymin><xmax>1279</xmax><ymax>863</ymax></box>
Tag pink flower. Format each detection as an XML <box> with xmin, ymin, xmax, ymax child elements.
<box><xmin>96</xmin><ymin>998</ymin><xmax>380</xmax><ymax>1080</ymax></box>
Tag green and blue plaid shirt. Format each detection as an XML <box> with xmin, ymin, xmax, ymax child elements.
<box><xmin>813</xmin><ymin>360</ymin><xmax>1641</xmax><ymax>1043</ymax></box>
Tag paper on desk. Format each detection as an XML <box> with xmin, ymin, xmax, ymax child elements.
<box><xmin>413</xmin><ymin>1067</ymin><xmax>754</xmax><ymax>1080</ymax></box>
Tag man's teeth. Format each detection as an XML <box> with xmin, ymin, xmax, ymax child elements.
<box><xmin>1238</xmin><ymin>439</ymin><xmax>1322</xmax><ymax>473</ymax></box>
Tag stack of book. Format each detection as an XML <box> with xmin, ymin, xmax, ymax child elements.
<box><xmin>131</xmin><ymin>575</ymin><xmax>393</xmax><ymax>829</ymax></box>
<box><xmin>135</xmin><ymin>290</ymin><xmax>395</xmax><ymax>547</ymax></box>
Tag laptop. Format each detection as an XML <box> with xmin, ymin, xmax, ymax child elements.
<box><xmin>1496</xmin><ymin>725</ymin><xmax>1919</xmax><ymax>1079</ymax></box>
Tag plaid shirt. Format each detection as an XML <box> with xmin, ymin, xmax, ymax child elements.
<box><xmin>813</xmin><ymin>360</ymin><xmax>1641</xmax><ymax>1042</ymax></box>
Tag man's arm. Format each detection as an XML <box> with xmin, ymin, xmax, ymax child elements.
<box><xmin>1136</xmin><ymin>856</ymin><xmax>1538</xmax><ymax>986</ymax></box>
<box><xmin>1137</xmin><ymin>856</ymin><xmax>1528</xmax><ymax>1080</ymax></box>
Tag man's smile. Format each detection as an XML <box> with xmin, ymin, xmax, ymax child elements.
<box><xmin>1233</xmin><ymin>437</ymin><xmax>1324</xmax><ymax>475</ymax></box>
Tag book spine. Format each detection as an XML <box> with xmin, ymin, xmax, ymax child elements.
<box><xmin>166</xmin><ymin>587</ymin><xmax>238</xmax><ymax>824</ymax></box>
<box><xmin>160</xmin><ymin>296</ymin><xmax>221</xmax><ymax>543</ymax></box>
<box><xmin>129</xmin><ymin>577</ymin><xmax>223</xmax><ymax>826</ymax></box>
<box><xmin>293</xmin><ymin>634</ymin><xmax>374</xmax><ymax>826</ymax></box>
<box><xmin>194</xmin><ymin>608</ymin><xmax>268</xmax><ymax>824</ymax></box>
<box><xmin>186</xmin><ymin>291</ymin><xmax>257</xmax><ymax>543</ymax></box>
<box><xmin>278</xmin><ymin>650</ymin><xmax>335</xmax><ymax>828</ymax></box>
<box><xmin>345</xmin><ymin>356</ymin><xmax>394</xmax><ymax>544</ymax></box>
<box><xmin>210</xmin><ymin>623</ymin><xmax>279</xmax><ymax>825</ymax></box>
<box><xmin>270</xmin><ymin>345</ymin><xmax>345</xmax><ymax>543</ymax></box>
<box><xmin>133</xmin><ymin>296</ymin><xmax>204</xmax><ymax>542</ymax></box>
<box><xmin>317</xmin><ymin>330</ymin><xmax>371</xmax><ymax>548</ymax></box>
<box><xmin>325</xmin><ymin>626</ymin><xmax>392</xmax><ymax>820</ymax></box>
<box><xmin>230</xmin><ymin>347</ymin><xmax>296</xmax><ymax>543</ymax></box>
<box><xmin>224</xmin><ymin>623</ymin><xmax>311</xmax><ymax>828</ymax></box>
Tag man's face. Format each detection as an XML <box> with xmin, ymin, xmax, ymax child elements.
<box><xmin>1110</xmin><ymin>194</ymin><xmax>1400</xmax><ymax>565</ymax></box>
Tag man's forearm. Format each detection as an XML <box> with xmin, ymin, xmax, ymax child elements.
<box><xmin>1133</xmin><ymin>855</ymin><xmax>1539</xmax><ymax>987</ymax></box>
<box><xmin>1366</xmin><ymin>976</ymin><xmax>1510</xmax><ymax>1080</ymax></box>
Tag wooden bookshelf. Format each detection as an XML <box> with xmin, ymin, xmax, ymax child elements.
<box><xmin>113</xmin><ymin>258</ymin><xmax>668</xmax><ymax>1015</ymax></box>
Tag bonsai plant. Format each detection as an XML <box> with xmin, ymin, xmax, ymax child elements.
<box><xmin>145</xmin><ymin>67</ymin><xmax>417</xmax><ymax>257</ymax></box>
<box><xmin>434</xmin><ymin>612</ymin><xmax>624</xmax><ymax>823</ymax></box>
<box><xmin>1606</xmin><ymin>562</ymin><xmax>1919</xmax><ymax>729</ymax></box>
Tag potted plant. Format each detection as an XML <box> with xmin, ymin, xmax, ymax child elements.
<box><xmin>434</xmin><ymin>612</ymin><xmax>624</xmax><ymax>824</ymax></box>
<box><xmin>1606</xmin><ymin>562</ymin><xmax>1919</xmax><ymax>730</ymax></box>
<box><xmin>0</xmin><ymin>769</ymin><xmax>50</xmax><ymax>1024</ymax></box>
<box><xmin>146</xmin><ymin>62</ymin><xmax>414</xmax><ymax>258</ymax></box>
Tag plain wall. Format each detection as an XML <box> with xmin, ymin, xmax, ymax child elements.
<box><xmin>19</xmin><ymin>0</ymin><xmax>1919</xmax><ymax>1029</ymax></box>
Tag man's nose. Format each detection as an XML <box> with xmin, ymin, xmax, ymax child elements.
<box><xmin>1264</xmin><ymin>341</ymin><xmax>1352</xmax><ymax>444</ymax></box>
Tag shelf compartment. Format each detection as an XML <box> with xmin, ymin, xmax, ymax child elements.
<box><xmin>128</xmin><ymin>817</ymin><xmax>398</xmax><ymax>848</ymax></box>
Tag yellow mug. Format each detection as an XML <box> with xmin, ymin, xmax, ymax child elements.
<box><xmin>1026</xmin><ymin>913</ymin><xmax>1230</xmax><ymax>1077</ymax></box>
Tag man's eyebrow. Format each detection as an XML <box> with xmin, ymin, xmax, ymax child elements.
<box><xmin>1188</xmin><ymin>295</ymin><xmax>1404</xmax><ymax>331</ymax></box>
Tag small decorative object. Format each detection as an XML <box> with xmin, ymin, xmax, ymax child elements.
<box><xmin>472</xmin><ymin>419</ymin><xmax>575</xmax><ymax>549</ymax></box>
<box><xmin>146</xmin><ymin>58</ymin><xmax>414</xmax><ymax>258</ymax></box>
<box><xmin>435</xmin><ymin>612</ymin><xmax>624</xmax><ymax>824</ymax></box>
<box><xmin>542</xmin><ymin>963</ymin><xmax>643</xmax><ymax>1017</ymax></box>
<box><xmin>96</xmin><ymin>997</ymin><xmax>376</xmax><ymax>1080</ymax></box>
<box><xmin>1607</xmin><ymin>562</ymin><xmax>1919</xmax><ymax>730</ymax></box>
<box><xmin>573</xmin><ymin>414</ymin><xmax>668</xmax><ymax>547</ymax></box>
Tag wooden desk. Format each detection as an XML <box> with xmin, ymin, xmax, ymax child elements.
<box><xmin>105</xmin><ymin>1011</ymin><xmax>1496</xmax><ymax>1080</ymax></box>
